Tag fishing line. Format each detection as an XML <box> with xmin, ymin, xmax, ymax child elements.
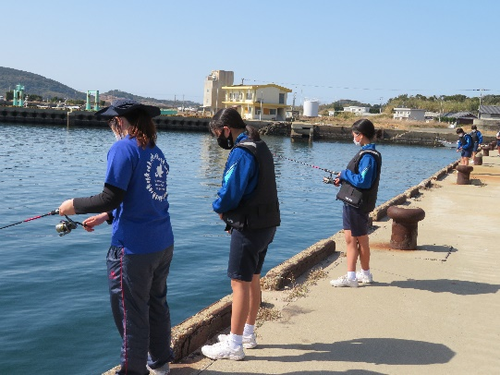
<box><xmin>273</xmin><ymin>154</ymin><xmax>339</xmax><ymax>175</ymax></box>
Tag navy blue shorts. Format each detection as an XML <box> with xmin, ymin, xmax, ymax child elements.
<box><xmin>461</xmin><ymin>149</ymin><xmax>472</xmax><ymax>158</ymax></box>
<box><xmin>473</xmin><ymin>142</ymin><xmax>479</xmax><ymax>152</ymax></box>
<box><xmin>228</xmin><ymin>227</ymin><xmax>276</xmax><ymax>282</ymax></box>
<box><xmin>342</xmin><ymin>204</ymin><xmax>369</xmax><ymax>237</ymax></box>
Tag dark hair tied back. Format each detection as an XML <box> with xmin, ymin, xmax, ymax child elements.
<box><xmin>209</xmin><ymin>107</ymin><xmax>260</xmax><ymax>141</ymax></box>
<box><xmin>352</xmin><ymin>119</ymin><xmax>376</xmax><ymax>139</ymax></box>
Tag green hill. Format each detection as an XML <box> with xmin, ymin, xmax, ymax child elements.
<box><xmin>0</xmin><ymin>66</ymin><xmax>200</xmax><ymax>107</ymax></box>
<box><xmin>0</xmin><ymin>66</ymin><xmax>86</xmax><ymax>100</ymax></box>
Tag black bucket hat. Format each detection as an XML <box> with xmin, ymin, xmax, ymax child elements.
<box><xmin>95</xmin><ymin>99</ymin><xmax>161</xmax><ymax>118</ymax></box>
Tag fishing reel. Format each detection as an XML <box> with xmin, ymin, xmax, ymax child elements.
<box><xmin>55</xmin><ymin>216</ymin><xmax>82</xmax><ymax>237</ymax></box>
<box><xmin>323</xmin><ymin>172</ymin><xmax>336</xmax><ymax>185</ymax></box>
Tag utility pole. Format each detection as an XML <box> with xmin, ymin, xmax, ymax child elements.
<box><xmin>259</xmin><ymin>91</ymin><xmax>263</xmax><ymax>121</ymax></box>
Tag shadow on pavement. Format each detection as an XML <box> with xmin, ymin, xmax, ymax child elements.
<box><xmin>256</xmin><ymin>338</ymin><xmax>455</xmax><ymax>365</ymax></box>
<box><xmin>417</xmin><ymin>244</ymin><xmax>457</xmax><ymax>253</ymax></box>
<box><xmin>389</xmin><ymin>279</ymin><xmax>500</xmax><ymax>295</ymax></box>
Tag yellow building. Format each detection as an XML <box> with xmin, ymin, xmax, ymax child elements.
<box><xmin>222</xmin><ymin>84</ymin><xmax>292</xmax><ymax>121</ymax></box>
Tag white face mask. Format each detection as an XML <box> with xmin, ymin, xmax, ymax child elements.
<box><xmin>353</xmin><ymin>136</ymin><xmax>361</xmax><ymax>146</ymax></box>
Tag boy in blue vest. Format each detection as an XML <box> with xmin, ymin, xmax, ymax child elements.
<box><xmin>470</xmin><ymin>125</ymin><xmax>483</xmax><ymax>161</ymax></box>
<box><xmin>456</xmin><ymin>127</ymin><xmax>473</xmax><ymax>165</ymax></box>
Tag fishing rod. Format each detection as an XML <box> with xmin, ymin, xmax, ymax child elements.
<box><xmin>0</xmin><ymin>208</ymin><xmax>85</xmax><ymax>237</ymax></box>
<box><xmin>0</xmin><ymin>209</ymin><xmax>60</xmax><ymax>230</ymax></box>
<box><xmin>273</xmin><ymin>154</ymin><xmax>339</xmax><ymax>175</ymax></box>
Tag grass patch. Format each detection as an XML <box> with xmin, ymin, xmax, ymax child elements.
<box><xmin>256</xmin><ymin>305</ymin><xmax>282</xmax><ymax>327</ymax></box>
<box><xmin>284</xmin><ymin>268</ymin><xmax>329</xmax><ymax>302</ymax></box>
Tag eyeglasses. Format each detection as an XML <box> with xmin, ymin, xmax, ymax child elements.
<box><xmin>107</xmin><ymin>117</ymin><xmax>117</xmax><ymax>127</ymax></box>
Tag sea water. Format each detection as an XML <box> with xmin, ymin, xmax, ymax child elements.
<box><xmin>0</xmin><ymin>124</ymin><xmax>458</xmax><ymax>374</ymax></box>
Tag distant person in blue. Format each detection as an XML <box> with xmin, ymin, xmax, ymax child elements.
<box><xmin>324</xmin><ymin>119</ymin><xmax>382</xmax><ymax>288</ymax></box>
<box><xmin>59</xmin><ymin>99</ymin><xmax>174</xmax><ymax>375</ymax></box>
<box><xmin>497</xmin><ymin>129</ymin><xmax>500</xmax><ymax>156</ymax></box>
<box><xmin>201</xmin><ymin>108</ymin><xmax>280</xmax><ymax>361</ymax></box>
<box><xmin>470</xmin><ymin>125</ymin><xmax>483</xmax><ymax>161</ymax></box>
<box><xmin>456</xmin><ymin>127</ymin><xmax>473</xmax><ymax>165</ymax></box>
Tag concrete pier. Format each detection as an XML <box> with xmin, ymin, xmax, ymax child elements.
<box><xmin>102</xmin><ymin>153</ymin><xmax>500</xmax><ymax>374</ymax></box>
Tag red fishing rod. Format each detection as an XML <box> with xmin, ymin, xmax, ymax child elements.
<box><xmin>0</xmin><ymin>208</ymin><xmax>84</xmax><ymax>236</ymax></box>
<box><xmin>0</xmin><ymin>209</ymin><xmax>60</xmax><ymax>230</ymax></box>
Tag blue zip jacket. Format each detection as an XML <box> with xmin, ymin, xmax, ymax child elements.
<box><xmin>457</xmin><ymin>133</ymin><xmax>472</xmax><ymax>150</ymax></box>
<box><xmin>475</xmin><ymin>130</ymin><xmax>483</xmax><ymax>144</ymax></box>
<box><xmin>213</xmin><ymin>133</ymin><xmax>258</xmax><ymax>213</ymax></box>
<box><xmin>339</xmin><ymin>143</ymin><xmax>378</xmax><ymax>189</ymax></box>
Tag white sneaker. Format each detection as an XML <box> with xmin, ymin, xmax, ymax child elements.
<box><xmin>330</xmin><ymin>275</ymin><xmax>358</xmax><ymax>287</ymax></box>
<box><xmin>218</xmin><ymin>333</ymin><xmax>257</xmax><ymax>349</ymax></box>
<box><xmin>201</xmin><ymin>340</ymin><xmax>245</xmax><ymax>360</ymax></box>
<box><xmin>147</xmin><ymin>362</ymin><xmax>170</xmax><ymax>375</ymax></box>
<box><xmin>356</xmin><ymin>271</ymin><xmax>373</xmax><ymax>284</ymax></box>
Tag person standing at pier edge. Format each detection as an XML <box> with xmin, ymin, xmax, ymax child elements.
<box><xmin>496</xmin><ymin>128</ymin><xmax>500</xmax><ymax>156</ymax></box>
<box><xmin>58</xmin><ymin>99</ymin><xmax>174</xmax><ymax>375</ymax></box>
<box><xmin>456</xmin><ymin>127</ymin><xmax>473</xmax><ymax>165</ymax></box>
<box><xmin>470</xmin><ymin>125</ymin><xmax>483</xmax><ymax>161</ymax></box>
<box><xmin>201</xmin><ymin>108</ymin><xmax>280</xmax><ymax>361</ymax></box>
<box><xmin>324</xmin><ymin>119</ymin><xmax>382</xmax><ymax>288</ymax></box>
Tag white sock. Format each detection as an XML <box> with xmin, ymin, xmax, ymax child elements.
<box><xmin>243</xmin><ymin>323</ymin><xmax>254</xmax><ymax>336</ymax></box>
<box><xmin>229</xmin><ymin>332</ymin><xmax>242</xmax><ymax>349</ymax></box>
<box><xmin>347</xmin><ymin>271</ymin><xmax>356</xmax><ymax>280</ymax></box>
<box><xmin>362</xmin><ymin>269</ymin><xmax>371</xmax><ymax>276</ymax></box>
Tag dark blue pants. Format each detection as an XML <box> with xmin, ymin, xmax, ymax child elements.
<box><xmin>107</xmin><ymin>245</ymin><xmax>174</xmax><ymax>375</ymax></box>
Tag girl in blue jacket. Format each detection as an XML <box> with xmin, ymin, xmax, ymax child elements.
<box><xmin>325</xmin><ymin>119</ymin><xmax>382</xmax><ymax>288</ymax></box>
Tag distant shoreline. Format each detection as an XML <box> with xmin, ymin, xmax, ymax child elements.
<box><xmin>1</xmin><ymin>105</ymin><xmax>497</xmax><ymax>147</ymax></box>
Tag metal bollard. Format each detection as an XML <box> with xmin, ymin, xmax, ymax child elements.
<box><xmin>387</xmin><ymin>205</ymin><xmax>425</xmax><ymax>250</ymax></box>
<box><xmin>473</xmin><ymin>153</ymin><xmax>483</xmax><ymax>165</ymax></box>
<box><xmin>456</xmin><ymin>165</ymin><xmax>473</xmax><ymax>185</ymax></box>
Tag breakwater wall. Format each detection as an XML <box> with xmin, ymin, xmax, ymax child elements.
<box><xmin>149</xmin><ymin>158</ymin><xmax>460</xmax><ymax>364</ymax></box>
<box><xmin>0</xmin><ymin>106</ymin><xmax>212</xmax><ymax>131</ymax></box>
<box><xmin>1</xmin><ymin>106</ymin><xmax>496</xmax><ymax>146</ymax></box>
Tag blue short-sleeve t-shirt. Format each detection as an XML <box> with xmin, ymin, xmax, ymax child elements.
<box><xmin>106</xmin><ymin>136</ymin><xmax>174</xmax><ymax>254</ymax></box>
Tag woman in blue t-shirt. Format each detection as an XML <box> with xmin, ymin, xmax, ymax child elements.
<box><xmin>59</xmin><ymin>99</ymin><xmax>173</xmax><ymax>375</ymax></box>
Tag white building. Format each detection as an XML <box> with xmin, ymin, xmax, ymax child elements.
<box><xmin>203</xmin><ymin>70</ymin><xmax>234</xmax><ymax>114</ymax></box>
<box><xmin>344</xmin><ymin>106</ymin><xmax>370</xmax><ymax>115</ymax></box>
<box><xmin>393</xmin><ymin>108</ymin><xmax>426</xmax><ymax>121</ymax></box>
<box><xmin>222</xmin><ymin>83</ymin><xmax>292</xmax><ymax>121</ymax></box>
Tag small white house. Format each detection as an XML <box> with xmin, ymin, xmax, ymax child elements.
<box><xmin>344</xmin><ymin>106</ymin><xmax>369</xmax><ymax>115</ymax></box>
<box><xmin>393</xmin><ymin>108</ymin><xmax>425</xmax><ymax>121</ymax></box>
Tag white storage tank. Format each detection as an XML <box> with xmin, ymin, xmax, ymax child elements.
<box><xmin>303</xmin><ymin>99</ymin><xmax>319</xmax><ymax>117</ymax></box>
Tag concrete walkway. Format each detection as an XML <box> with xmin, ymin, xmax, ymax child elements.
<box><xmin>162</xmin><ymin>153</ymin><xmax>500</xmax><ymax>375</ymax></box>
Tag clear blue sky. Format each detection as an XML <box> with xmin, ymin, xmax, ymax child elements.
<box><xmin>2</xmin><ymin>0</ymin><xmax>498</xmax><ymax>105</ymax></box>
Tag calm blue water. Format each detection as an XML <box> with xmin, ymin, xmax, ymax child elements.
<box><xmin>0</xmin><ymin>123</ymin><xmax>457</xmax><ymax>374</ymax></box>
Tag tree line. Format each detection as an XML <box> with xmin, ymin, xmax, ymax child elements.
<box><xmin>318</xmin><ymin>94</ymin><xmax>500</xmax><ymax>115</ymax></box>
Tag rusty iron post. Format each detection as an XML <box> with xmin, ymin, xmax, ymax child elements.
<box><xmin>387</xmin><ymin>205</ymin><xmax>425</xmax><ymax>250</ymax></box>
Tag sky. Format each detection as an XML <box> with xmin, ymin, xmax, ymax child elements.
<box><xmin>2</xmin><ymin>0</ymin><xmax>499</xmax><ymax>106</ymax></box>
